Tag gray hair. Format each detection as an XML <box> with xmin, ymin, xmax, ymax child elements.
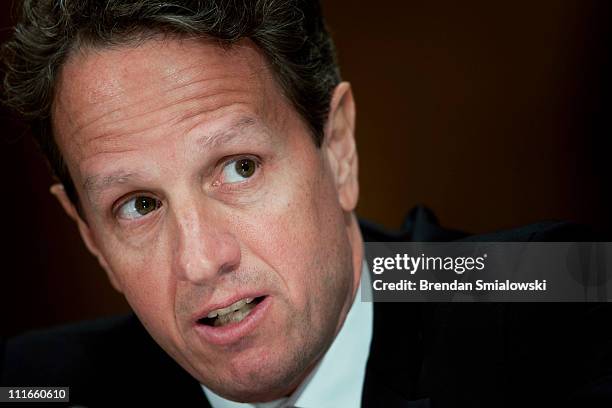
<box><xmin>2</xmin><ymin>0</ymin><xmax>341</xmax><ymax>206</ymax></box>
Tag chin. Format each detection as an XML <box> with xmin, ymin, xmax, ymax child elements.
<box><xmin>205</xmin><ymin>346</ymin><xmax>311</xmax><ymax>403</ymax></box>
<box><xmin>209</xmin><ymin>369</ymin><xmax>300</xmax><ymax>403</ymax></box>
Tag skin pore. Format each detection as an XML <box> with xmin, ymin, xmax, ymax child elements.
<box><xmin>50</xmin><ymin>36</ymin><xmax>362</xmax><ymax>402</ymax></box>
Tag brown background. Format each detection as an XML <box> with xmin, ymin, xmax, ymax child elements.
<box><xmin>1</xmin><ymin>1</ymin><xmax>611</xmax><ymax>337</ymax></box>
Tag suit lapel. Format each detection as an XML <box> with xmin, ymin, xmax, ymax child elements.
<box><xmin>361</xmin><ymin>296</ymin><xmax>430</xmax><ymax>408</ymax></box>
<box><xmin>359</xmin><ymin>206</ymin><xmax>460</xmax><ymax>407</ymax></box>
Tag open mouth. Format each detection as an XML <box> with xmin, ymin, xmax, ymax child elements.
<box><xmin>198</xmin><ymin>296</ymin><xmax>266</xmax><ymax>327</ymax></box>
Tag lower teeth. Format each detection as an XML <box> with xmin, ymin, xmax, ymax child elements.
<box><xmin>214</xmin><ymin>302</ymin><xmax>256</xmax><ymax>327</ymax></box>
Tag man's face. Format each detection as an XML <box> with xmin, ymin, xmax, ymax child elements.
<box><xmin>51</xmin><ymin>37</ymin><xmax>361</xmax><ymax>401</ymax></box>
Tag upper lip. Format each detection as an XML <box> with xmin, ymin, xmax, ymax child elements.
<box><xmin>192</xmin><ymin>292</ymin><xmax>266</xmax><ymax>323</ymax></box>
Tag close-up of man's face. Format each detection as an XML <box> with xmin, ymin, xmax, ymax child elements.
<box><xmin>3</xmin><ymin>2</ymin><xmax>612</xmax><ymax>407</ymax></box>
<box><xmin>49</xmin><ymin>36</ymin><xmax>362</xmax><ymax>401</ymax></box>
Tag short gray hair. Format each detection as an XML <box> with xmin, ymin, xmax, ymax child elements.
<box><xmin>2</xmin><ymin>0</ymin><xmax>341</xmax><ymax>206</ymax></box>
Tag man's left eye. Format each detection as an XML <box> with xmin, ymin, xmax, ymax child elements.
<box><xmin>221</xmin><ymin>157</ymin><xmax>258</xmax><ymax>183</ymax></box>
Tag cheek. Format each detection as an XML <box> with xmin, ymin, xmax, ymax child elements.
<box><xmin>99</xmin><ymin>234</ymin><xmax>178</xmax><ymax>330</ymax></box>
<box><xmin>240</xmin><ymin>156</ymin><xmax>349</xmax><ymax>307</ymax></box>
<box><xmin>105</xmin><ymin>244</ymin><xmax>187</xmax><ymax>356</ymax></box>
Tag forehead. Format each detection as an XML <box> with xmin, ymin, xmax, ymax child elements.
<box><xmin>55</xmin><ymin>35</ymin><xmax>273</xmax><ymax>110</ymax></box>
<box><xmin>52</xmin><ymin>36</ymin><xmax>285</xmax><ymax>176</ymax></box>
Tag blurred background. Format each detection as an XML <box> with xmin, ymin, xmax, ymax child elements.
<box><xmin>1</xmin><ymin>1</ymin><xmax>611</xmax><ymax>337</ymax></box>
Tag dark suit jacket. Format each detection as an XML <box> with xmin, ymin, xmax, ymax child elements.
<box><xmin>2</xmin><ymin>206</ymin><xmax>611</xmax><ymax>407</ymax></box>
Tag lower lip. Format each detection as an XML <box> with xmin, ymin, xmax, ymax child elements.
<box><xmin>193</xmin><ymin>296</ymin><xmax>271</xmax><ymax>346</ymax></box>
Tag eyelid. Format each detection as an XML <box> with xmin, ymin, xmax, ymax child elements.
<box><xmin>216</xmin><ymin>154</ymin><xmax>261</xmax><ymax>185</ymax></box>
<box><xmin>220</xmin><ymin>154</ymin><xmax>261</xmax><ymax>168</ymax></box>
<box><xmin>112</xmin><ymin>192</ymin><xmax>162</xmax><ymax>220</ymax></box>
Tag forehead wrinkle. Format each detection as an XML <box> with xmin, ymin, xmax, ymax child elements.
<box><xmin>81</xmin><ymin>116</ymin><xmax>259</xmax><ymax>200</ymax></box>
<box><xmin>56</xmin><ymin>38</ymin><xmax>272</xmax><ymax>153</ymax></box>
<box><xmin>159</xmin><ymin>60</ymin><xmax>219</xmax><ymax>88</ymax></box>
<box><xmin>165</xmin><ymin>89</ymin><xmax>256</xmax><ymax>130</ymax></box>
<box><xmin>68</xmin><ymin>74</ymin><xmax>256</xmax><ymax>150</ymax></box>
<box><xmin>59</xmin><ymin>49</ymin><xmax>247</xmax><ymax>136</ymax></box>
<box><xmin>79</xmin><ymin>90</ymin><xmax>253</xmax><ymax>159</ymax></box>
<box><xmin>61</xmin><ymin>77</ymin><xmax>195</xmax><ymax>141</ymax></box>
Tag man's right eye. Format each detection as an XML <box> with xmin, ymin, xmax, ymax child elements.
<box><xmin>117</xmin><ymin>196</ymin><xmax>162</xmax><ymax>220</ymax></box>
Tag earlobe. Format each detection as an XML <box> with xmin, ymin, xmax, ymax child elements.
<box><xmin>324</xmin><ymin>82</ymin><xmax>359</xmax><ymax>212</ymax></box>
<box><xmin>50</xmin><ymin>184</ymin><xmax>124</xmax><ymax>293</ymax></box>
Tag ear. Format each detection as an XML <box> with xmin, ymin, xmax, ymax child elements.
<box><xmin>50</xmin><ymin>184</ymin><xmax>124</xmax><ymax>293</ymax></box>
<box><xmin>324</xmin><ymin>82</ymin><xmax>359</xmax><ymax>212</ymax></box>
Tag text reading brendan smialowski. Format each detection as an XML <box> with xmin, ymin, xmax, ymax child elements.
<box><xmin>370</xmin><ymin>254</ymin><xmax>547</xmax><ymax>292</ymax></box>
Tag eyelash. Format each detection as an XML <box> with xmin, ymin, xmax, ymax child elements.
<box><xmin>214</xmin><ymin>154</ymin><xmax>262</xmax><ymax>187</ymax></box>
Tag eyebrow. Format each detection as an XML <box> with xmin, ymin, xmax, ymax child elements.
<box><xmin>195</xmin><ymin>116</ymin><xmax>257</xmax><ymax>151</ymax></box>
<box><xmin>82</xmin><ymin>115</ymin><xmax>260</xmax><ymax>201</ymax></box>
<box><xmin>83</xmin><ymin>171</ymin><xmax>139</xmax><ymax>204</ymax></box>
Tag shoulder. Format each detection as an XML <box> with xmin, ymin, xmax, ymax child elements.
<box><xmin>360</xmin><ymin>204</ymin><xmax>597</xmax><ymax>242</ymax></box>
<box><xmin>362</xmin><ymin>206</ymin><xmax>612</xmax><ymax>405</ymax></box>
<box><xmin>1</xmin><ymin>314</ymin><xmax>205</xmax><ymax>404</ymax></box>
<box><xmin>2</xmin><ymin>314</ymin><xmax>138</xmax><ymax>386</ymax></box>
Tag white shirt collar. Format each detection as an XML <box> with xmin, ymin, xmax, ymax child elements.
<box><xmin>202</xmin><ymin>261</ymin><xmax>373</xmax><ymax>408</ymax></box>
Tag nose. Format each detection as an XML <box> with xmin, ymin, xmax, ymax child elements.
<box><xmin>172</xmin><ymin>204</ymin><xmax>241</xmax><ymax>285</ymax></box>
